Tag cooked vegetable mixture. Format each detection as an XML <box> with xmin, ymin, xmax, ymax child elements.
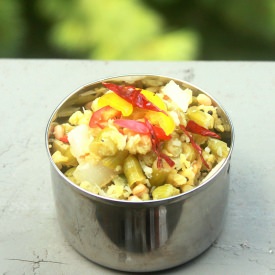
<box><xmin>50</xmin><ymin>79</ymin><xmax>230</xmax><ymax>201</ymax></box>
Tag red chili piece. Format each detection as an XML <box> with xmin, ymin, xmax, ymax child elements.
<box><xmin>186</xmin><ymin>120</ymin><xmax>221</xmax><ymax>139</ymax></box>
<box><xmin>158</xmin><ymin>152</ymin><xmax>175</xmax><ymax>168</ymax></box>
<box><xmin>145</xmin><ymin>119</ymin><xmax>175</xmax><ymax>168</ymax></box>
<box><xmin>89</xmin><ymin>106</ymin><xmax>121</xmax><ymax>128</ymax></box>
<box><xmin>180</xmin><ymin>125</ymin><xmax>210</xmax><ymax>169</ymax></box>
<box><xmin>102</xmin><ymin>82</ymin><xmax>167</xmax><ymax>115</ymax></box>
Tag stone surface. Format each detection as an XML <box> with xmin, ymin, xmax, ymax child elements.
<box><xmin>0</xmin><ymin>60</ymin><xmax>275</xmax><ymax>274</ymax></box>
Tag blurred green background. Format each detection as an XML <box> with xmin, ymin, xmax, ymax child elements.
<box><xmin>1</xmin><ymin>0</ymin><xmax>274</xmax><ymax>60</ymax></box>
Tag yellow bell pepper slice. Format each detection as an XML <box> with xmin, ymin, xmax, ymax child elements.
<box><xmin>145</xmin><ymin>110</ymin><xmax>175</xmax><ymax>136</ymax></box>
<box><xmin>97</xmin><ymin>92</ymin><xmax>133</xmax><ymax>116</ymax></box>
<box><xmin>141</xmin><ymin>89</ymin><xmax>174</xmax><ymax>135</ymax></box>
<box><xmin>141</xmin><ymin>89</ymin><xmax>167</xmax><ymax>111</ymax></box>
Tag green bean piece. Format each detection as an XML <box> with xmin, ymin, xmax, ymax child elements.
<box><xmin>208</xmin><ymin>138</ymin><xmax>229</xmax><ymax>158</ymax></box>
<box><xmin>192</xmin><ymin>133</ymin><xmax>208</xmax><ymax>146</ymax></box>
<box><xmin>149</xmin><ymin>160</ymin><xmax>169</xmax><ymax>186</ymax></box>
<box><xmin>152</xmin><ymin>184</ymin><xmax>180</xmax><ymax>200</ymax></box>
<box><xmin>101</xmin><ymin>150</ymin><xmax>129</xmax><ymax>170</ymax></box>
<box><xmin>187</xmin><ymin>107</ymin><xmax>214</xmax><ymax>129</ymax></box>
<box><xmin>123</xmin><ymin>155</ymin><xmax>146</xmax><ymax>187</ymax></box>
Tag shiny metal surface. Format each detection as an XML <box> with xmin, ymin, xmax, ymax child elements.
<box><xmin>46</xmin><ymin>75</ymin><xmax>234</xmax><ymax>272</ymax></box>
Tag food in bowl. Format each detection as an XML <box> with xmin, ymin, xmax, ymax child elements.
<box><xmin>49</xmin><ymin>79</ymin><xmax>230</xmax><ymax>201</ymax></box>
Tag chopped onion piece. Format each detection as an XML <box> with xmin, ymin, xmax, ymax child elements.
<box><xmin>73</xmin><ymin>161</ymin><xmax>115</xmax><ymax>188</ymax></box>
<box><xmin>68</xmin><ymin>124</ymin><xmax>93</xmax><ymax>160</ymax></box>
<box><xmin>162</xmin><ymin>80</ymin><xmax>192</xmax><ymax>112</ymax></box>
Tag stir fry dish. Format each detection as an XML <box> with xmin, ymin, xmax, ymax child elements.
<box><xmin>49</xmin><ymin>79</ymin><xmax>230</xmax><ymax>201</ymax></box>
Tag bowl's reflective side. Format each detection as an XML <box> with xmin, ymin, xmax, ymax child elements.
<box><xmin>50</xmin><ymin>160</ymin><xmax>230</xmax><ymax>272</ymax></box>
<box><xmin>47</xmin><ymin>74</ymin><xmax>233</xmax><ymax>272</ymax></box>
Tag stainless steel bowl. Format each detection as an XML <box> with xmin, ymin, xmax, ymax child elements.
<box><xmin>46</xmin><ymin>75</ymin><xmax>234</xmax><ymax>272</ymax></box>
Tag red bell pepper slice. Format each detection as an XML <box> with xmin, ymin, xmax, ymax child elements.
<box><xmin>59</xmin><ymin>135</ymin><xmax>69</xmax><ymax>143</ymax></box>
<box><xmin>186</xmin><ymin>120</ymin><xmax>221</xmax><ymax>139</ymax></box>
<box><xmin>89</xmin><ymin>106</ymin><xmax>121</xmax><ymax>128</ymax></box>
<box><xmin>180</xmin><ymin>124</ymin><xmax>210</xmax><ymax>169</ymax></box>
<box><xmin>152</xmin><ymin>126</ymin><xmax>172</xmax><ymax>141</ymax></box>
<box><xmin>102</xmin><ymin>82</ymin><xmax>167</xmax><ymax>115</ymax></box>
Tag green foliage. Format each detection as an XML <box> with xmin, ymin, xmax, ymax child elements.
<box><xmin>37</xmin><ymin>0</ymin><xmax>200</xmax><ymax>60</ymax></box>
<box><xmin>0</xmin><ymin>0</ymin><xmax>25</xmax><ymax>57</ymax></box>
<box><xmin>144</xmin><ymin>0</ymin><xmax>275</xmax><ymax>60</ymax></box>
<box><xmin>0</xmin><ymin>0</ymin><xmax>274</xmax><ymax>60</ymax></box>
<box><xmin>198</xmin><ymin>0</ymin><xmax>275</xmax><ymax>42</ymax></box>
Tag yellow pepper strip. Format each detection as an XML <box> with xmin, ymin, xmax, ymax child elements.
<box><xmin>145</xmin><ymin>110</ymin><xmax>175</xmax><ymax>136</ymax></box>
<box><xmin>141</xmin><ymin>89</ymin><xmax>174</xmax><ymax>135</ymax></box>
<box><xmin>141</xmin><ymin>89</ymin><xmax>167</xmax><ymax>111</ymax></box>
<box><xmin>97</xmin><ymin>92</ymin><xmax>133</xmax><ymax>116</ymax></box>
